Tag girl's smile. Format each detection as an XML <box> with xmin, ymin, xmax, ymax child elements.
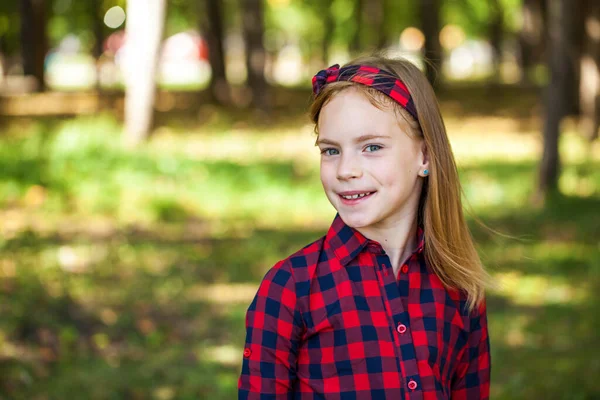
<box><xmin>338</xmin><ymin>190</ymin><xmax>377</xmax><ymax>205</ymax></box>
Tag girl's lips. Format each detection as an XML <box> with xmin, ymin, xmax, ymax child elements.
<box><xmin>338</xmin><ymin>191</ymin><xmax>376</xmax><ymax>205</ymax></box>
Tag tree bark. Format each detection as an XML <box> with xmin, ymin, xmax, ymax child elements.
<box><xmin>241</xmin><ymin>0</ymin><xmax>269</xmax><ymax>112</ymax></box>
<box><xmin>124</xmin><ymin>0</ymin><xmax>166</xmax><ymax>145</ymax></box>
<box><xmin>419</xmin><ymin>0</ymin><xmax>442</xmax><ymax>86</ymax></box>
<box><xmin>579</xmin><ymin>0</ymin><xmax>600</xmax><ymax>141</ymax></box>
<box><xmin>538</xmin><ymin>0</ymin><xmax>571</xmax><ymax>199</ymax></box>
<box><xmin>201</xmin><ymin>0</ymin><xmax>230</xmax><ymax>105</ymax></box>
<box><xmin>19</xmin><ymin>0</ymin><xmax>47</xmax><ymax>92</ymax></box>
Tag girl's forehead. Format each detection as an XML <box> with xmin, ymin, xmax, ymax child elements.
<box><xmin>317</xmin><ymin>91</ymin><xmax>412</xmax><ymax>139</ymax></box>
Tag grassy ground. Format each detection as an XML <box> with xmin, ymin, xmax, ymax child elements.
<box><xmin>0</xmin><ymin>87</ymin><xmax>599</xmax><ymax>399</ymax></box>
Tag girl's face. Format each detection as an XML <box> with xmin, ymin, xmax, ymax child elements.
<box><xmin>317</xmin><ymin>88</ymin><xmax>429</xmax><ymax>235</ymax></box>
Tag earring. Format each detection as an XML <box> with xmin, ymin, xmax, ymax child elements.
<box><xmin>423</xmin><ymin>169</ymin><xmax>429</xmax><ymax>176</ymax></box>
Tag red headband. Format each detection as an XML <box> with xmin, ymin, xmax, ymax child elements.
<box><xmin>312</xmin><ymin>64</ymin><xmax>419</xmax><ymax>122</ymax></box>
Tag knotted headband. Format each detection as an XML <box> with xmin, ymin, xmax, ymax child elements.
<box><xmin>312</xmin><ymin>64</ymin><xmax>419</xmax><ymax>122</ymax></box>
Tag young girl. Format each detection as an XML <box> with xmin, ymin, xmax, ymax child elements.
<box><xmin>238</xmin><ymin>56</ymin><xmax>492</xmax><ymax>399</ymax></box>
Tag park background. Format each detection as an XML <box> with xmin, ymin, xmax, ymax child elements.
<box><xmin>0</xmin><ymin>0</ymin><xmax>599</xmax><ymax>399</ymax></box>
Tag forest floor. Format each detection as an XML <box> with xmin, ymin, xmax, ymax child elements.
<box><xmin>0</xmin><ymin>85</ymin><xmax>599</xmax><ymax>399</ymax></box>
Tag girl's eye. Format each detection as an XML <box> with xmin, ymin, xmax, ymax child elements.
<box><xmin>320</xmin><ymin>148</ymin><xmax>339</xmax><ymax>156</ymax></box>
<box><xmin>365</xmin><ymin>144</ymin><xmax>382</xmax><ymax>152</ymax></box>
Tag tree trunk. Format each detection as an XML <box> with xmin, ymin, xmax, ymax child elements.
<box><xmin>365</xmin><ymin>0</ymin><xmax>386</xmax><ymax>50</ymax></box>
<box><xmin>538</xmin><ymin>0</ymin><xmax>571</xmax><ymax>199</ymax></box>
<box><xmin>349</xmin><ymin>0</ymin><xmax>364</xmax><ymax>55</ymax></box>
<box><xmin>124</xmin><ymin>0</ymin><xmax>166</xmax><ymax>145</ymax></box>
<box><xmin>419</xmin><ymin>0</ymin><xmax>442</xmax><ymax>86</ymax></box>
<box><xmin>579</xmin><ymin>0</ymin><xmax>600</xmax><ymax>141</ymax></box>
<box><xmin>566</xmin><ymin>0</ymin><xmax>584</xmax><ymax>115</ymax></box>
<box><xmin>19</xmin><ymin>0</ymin><xmax>47</xmax><ymax>92</ymax></box>
<box><xmin>91</xmin><ymin>0</ymin><xmax>104</xmax><ymax>60</ymax></box>
<box><xmin>518</xmin><ymin>0</ymin><xmax>545</xmax><ymax>84</ymax></box>
<box><xmin>321</xmin><ymin>2</ymin><xmax>334</xmax><ymax>64</ymax></box>
<box><xmin>91</xmin><ymin>0</ymin><xmax>104</xmax><ymax>89</ymax></box>
<box><xmin>202</xmin><ymin>0</ymin><xmax>230</xmax><ymax>105</ymax></box>
<box><xmin>489</xmin><ymin>0</ymin><xmax>504</xmax><ymax>81</ymax></box>
<box><xmin>242</xmin><ymin>0</ymin><xmax>269</xmax><ymax>112</ymax></box>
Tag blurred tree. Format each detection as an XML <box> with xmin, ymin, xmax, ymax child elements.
<box><xmin>91</xmin><ymin>0</ymin><xmax>104</xmax><ymax>60</ymax></box>
<box><xmin>242</xmin><ymin>0</ymin><xmax>269</xmax><ymax>111</ymax></box>
<box><xmin>419</xmin><ymin>0</ymin><xmax>442</xmax><ymax>86</ymax></box>
<box><xmin>19</xmin><ymin>0</ymin><xmax>48</xmax><ymax>92</ymax></box>
<box><xmin>489</xmin><ymin>0</ymin><xmax>504</xmax><ymax>80</ymax></box>
<box><xmin>349</xmin><ymin>0</ymin><xmax>363</xmax><ymax>55</ymax></box>
<box><xmin>320</xmin><ymin>1</ymin><xmax>334</xmax><ymax>64</ymax></box>
<box><xmin>369</xmin><ymin>0</ymin><xmax>387</xmax><ymax>49</ymax></box>
<box><xmin>201</xmin><ymin>0</ymin><xmax>230</xmax><ymax>105</ymax></box>
<box><xmin>538</xmin><ymin>0</ymin><xmax>571</xmax><ymax>199</ymax></box>
<box><xmin>518</xmin><ymin>0</ymin><xmax>546</xmax><ymax>84</ymax></box>
<box><xmin>90</xmin><ymin>0</ymin><xmax>104</xmax><ymax>90</ymax></box>
<box><xmin>124</xmin><ymin>0</ymin><xmax>167</xmax><ymax>145</ymax></box>
<box><xmin>579</xmin><ymin>0</ymin><xmax>600</xmax><ymax>141</ymax></box>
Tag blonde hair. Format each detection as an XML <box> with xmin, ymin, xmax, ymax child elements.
<box><xmin>310</xmin><ymin>55</ymin><xmax>492</xmax><ymax>313</ymax></box>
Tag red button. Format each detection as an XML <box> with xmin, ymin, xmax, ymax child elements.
<box><xmin>408</xmin><ymin>380</ymin><xmax>418</xmax><ymax>390</ymax></box>
<box><xmin>397</xmin><ymin>323</ymin><xmax>407</xmax><ymax>334</ymax></box>
<box><xmin>401</xmin><ymin>265</ymin><xmax>409</xmax><ymax>274</ymax></box>
<box><xmin>243</xmin><ymin>348</ymin><xmax>252</xmax><ymax>358</ymax></box>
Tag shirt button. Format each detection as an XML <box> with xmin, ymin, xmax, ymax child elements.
<box><xmin>397</xmin><ymin>323</ymin><xmax>407</xmax><ymax>334</ymax></box>
<box><xmin>401</xmin><ymin>265</ymin><xmax>409</xmax><ymax>274</ymax></box>
<box><xmin>243</xmin><ymin>348</ymin><xmax>252</xmax><ymax>358</ymax></box>
<box><xmin>408</xmin><ymin>380</ymin><xmax>418</xmax><ymax>390</ymax></box>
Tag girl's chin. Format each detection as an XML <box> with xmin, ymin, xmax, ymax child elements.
<box><xmin>337</xmin><ymin>212</ymin><xmax>376</xmax><ymax>229</ymax></box>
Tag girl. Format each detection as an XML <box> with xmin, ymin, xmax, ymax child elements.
<box><xmin>238</xmin><ymin>56</ymin><xmax>492</xmax><ymax>399</ymax></box>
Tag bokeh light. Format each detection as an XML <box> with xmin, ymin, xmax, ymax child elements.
<box><xmin>399</xmin><ymin>27</ymin><xmax>425</xmax><ymax>51</ymax></box>
<box><xmin>104</xmin><ymin>6</ymin><xmax>126</xmax><ymax>29</ymax></box>
<box><xmin>440</xmin><ymin>24</ymin><xmax>466</xmax><ymax>50</ymax></box>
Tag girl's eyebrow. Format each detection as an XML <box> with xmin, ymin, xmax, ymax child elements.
<box><xmin>316</xmin><ymin>134</ymin><xmax>392</xmax><ymax>146</ymax></box>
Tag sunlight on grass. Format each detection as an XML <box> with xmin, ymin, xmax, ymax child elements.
<box><xmin>186</xmin><ymin>283</ymin><xmax>259</xmax><ymax>305</ymax></box>
<box><xmin>203</xmin><ymin>344</ymin><xmax>243</xmax><ymax>367</ymax></box>
<box><xmin>492</xmin><ymin>271</ymin><xmax>589</xmax><ymax>306</ymax></box>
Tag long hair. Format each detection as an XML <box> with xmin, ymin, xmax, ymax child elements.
<box><xmin>309</xmin><ymin>55</ymin><xmax>492</xmax><ymax>312</ymax></box>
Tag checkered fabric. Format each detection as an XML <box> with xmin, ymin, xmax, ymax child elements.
<box><xmin>238</xmin><ymin>214</ymin><xmax>490</xmax><ymax>399</ymax></box>
<box><xmin>312</xmin><ymin>64</ymin><xmax>419</xmax><ymax>122</ymax></box>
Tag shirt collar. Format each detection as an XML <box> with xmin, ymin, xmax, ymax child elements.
<box><xmin>325</xmin><ymin>213</ymin><xmax>425</xmax><ymax>266</ymax></box>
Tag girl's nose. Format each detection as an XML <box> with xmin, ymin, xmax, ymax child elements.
<box><xmin>336</xmin><ymin>155</ymin><xmax>362</xmax><ymax>180</ymax></box>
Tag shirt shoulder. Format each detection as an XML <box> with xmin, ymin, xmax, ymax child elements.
<box><xmin>277</xmin><ymin>235</ymin><xmax>327</xmax><ymax>282</ymax></box>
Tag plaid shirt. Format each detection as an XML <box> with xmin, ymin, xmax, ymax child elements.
<box><xmin>239</xmin><ymin>214</ymin><xmax>490</xmax><ymax>399</ymax></box>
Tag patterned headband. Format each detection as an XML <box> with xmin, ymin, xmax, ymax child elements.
<box><xmin>312</xmin><ymin>64</ymin><xmax>419</xmax><ymax>122</ymax></box>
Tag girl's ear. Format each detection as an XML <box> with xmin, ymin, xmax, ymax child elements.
<box><xmin>419</xmin><ymin>141</ymin><xmax>430</xmax><ymax>177</ymax></box>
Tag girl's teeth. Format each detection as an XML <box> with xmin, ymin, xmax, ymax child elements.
<box><xmin>343</xmin><ymin>192</ymin><xmax>371</xmax><ymax>199</ymax></box>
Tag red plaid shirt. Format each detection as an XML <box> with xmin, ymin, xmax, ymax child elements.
<box><xmin>239</xmin><ymin>214</ymin><xmax>490</xmax><ymax>399</ymax></box>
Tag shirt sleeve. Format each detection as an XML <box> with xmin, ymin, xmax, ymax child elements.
<box><xmin>451</xmin><ymin>298</ymin><xmax>491</xmax><ymax>400</ymax></box>
<box><xmin>238</xmin><ymin>260</ymin><xmax>305</xmax><ymax>399</ymax></box>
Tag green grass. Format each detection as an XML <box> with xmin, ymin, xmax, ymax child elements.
<box><xmin>0</xmin><ymin>95</ymin><xmax>599</xmax><ymax>399</ymax></box>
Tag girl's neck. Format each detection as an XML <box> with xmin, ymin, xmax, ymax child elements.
<box><xmin>357</xmin><ymin>215</ymin><xmax>418</xmax><ymax>276</ymax></box>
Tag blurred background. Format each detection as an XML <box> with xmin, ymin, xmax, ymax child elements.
<box><xmin>0</xmin><ymin>0</ymin><xmax>599</xmax><ymax>399</ymax></box>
